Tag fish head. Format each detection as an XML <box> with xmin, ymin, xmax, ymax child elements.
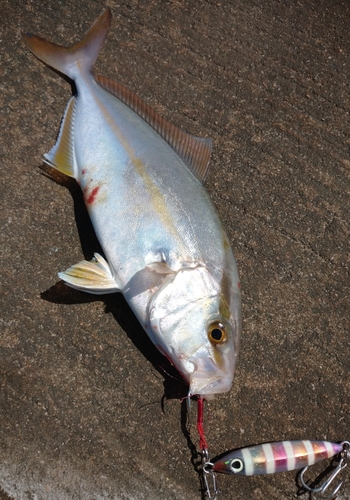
<box><xmin>148</xmin><ymin>265</ymin><xmax>241</xmax><ymax>397</ymax></box>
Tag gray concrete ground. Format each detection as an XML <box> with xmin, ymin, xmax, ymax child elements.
<box><xmin>1</xmin><ymin>0</ymin><xmax>349</xmax><ymax>499</ymax></box>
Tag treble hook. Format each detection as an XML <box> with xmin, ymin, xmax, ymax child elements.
<box><xmin>202</xmin><ymin>449</ymin><xmax>219</xmax><ymax>499</ymax></box>
<box><xmin>300</xmin><ymin>441</ymin><xmax>350</xmax><ymax>499</ymax></box>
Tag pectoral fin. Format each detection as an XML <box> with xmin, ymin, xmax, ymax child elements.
<box><xmin>123</xmin><ymin>262</ymin><xmax>175</xmax><ymax>299</ymax></box>
<box><xmin>146</xmin><ymin>262</ymin><xmax>176</xmax><ymax>274</ymax></box>
<box><xmin>58</xmin><ymin>253</ymin><xmax>120</xmax><ymax>294</ymax></box>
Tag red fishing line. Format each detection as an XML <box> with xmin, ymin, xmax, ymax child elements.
<box><xmin>197</xmin><ymin>396</ymin><xmax>208</xmax><ymax>451</ymax></box>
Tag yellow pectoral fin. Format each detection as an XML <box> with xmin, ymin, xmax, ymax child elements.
<box><xmin>44</xmin><ymin>96</ymin><xmax>77</xmax><ymax>178</ymax></box>
<box><xmin>58</xmin><ymin>253</ymin><xmax>120</xmax><ymax>295</ymax></box>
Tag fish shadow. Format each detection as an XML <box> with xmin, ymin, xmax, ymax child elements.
<box><xmin>39</xmin><ymin>163</ymin><xmax>207</xmax><ymax>499</ymax></box>
<box><xmin>40</xmin><ymin>164</ymin><xmax>188</xmax><ymax>402</ymax></box>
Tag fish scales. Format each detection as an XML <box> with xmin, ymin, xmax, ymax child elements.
<box><xmin>23</xmin><ymin>8</ymin><xmax>241</xmax><ymax>397</ymax></box>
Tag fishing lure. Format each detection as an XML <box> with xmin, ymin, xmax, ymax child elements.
<box><xmin>202</xmin><ymin>440</ymin><xmax>349</xmax><ymax>499</ymax></box>
<box><xmin>210</xmin><ymin>440</ymin><xmax>345</xmax><ymax>476</ymax></box>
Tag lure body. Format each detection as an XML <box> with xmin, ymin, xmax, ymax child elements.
<box><xmin>22</xmin><ymin>9</ymin><xmax>241</xmax><ymax>397</ymax></box>
<box><xmin>212</xmin><ymin>440</ymin><xmax>343</xmax><ymax>476</ymax></box>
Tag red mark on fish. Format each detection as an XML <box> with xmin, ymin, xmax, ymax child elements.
<box><xmin>85</xmin><ymin>186</ymin><xmax>100</xmax><ymax>205</ymax></box>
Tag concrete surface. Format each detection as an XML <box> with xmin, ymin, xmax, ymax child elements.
<box><xmin>1</xmin><ymin>0</ymin><xmax>349</xmax><ymax>499</ymax></box>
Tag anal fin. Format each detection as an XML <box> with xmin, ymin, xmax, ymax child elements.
<box><xmin>58</xmin><ymin>253</ymin><xmax>120</xmax><ymax>295</ymax></box>
<box><xmin>44</xmin><ymin>96</ymin><xmax>77</xmax><ymax>178</ymax></box>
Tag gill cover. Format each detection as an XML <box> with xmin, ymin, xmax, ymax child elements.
<box><xmin>148</xmin><ymin>266</ymin><xmax>235</xmax><ymax>396</ymax></box>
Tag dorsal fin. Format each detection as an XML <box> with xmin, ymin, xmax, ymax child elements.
<box><xmin>96</xmin><ymin>74</ymin><xmax>212</xmax><ymax>181</ymax></box>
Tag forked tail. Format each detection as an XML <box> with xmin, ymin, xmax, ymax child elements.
<box><xmin>22</xmin><ymin>8</ymin><xmax>111</xmax><ymax>80</ymax></box>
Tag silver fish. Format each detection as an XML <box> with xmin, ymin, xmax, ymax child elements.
<box><xmin>23</xmin><ymin>8</ymin><xmax>241</xmax><ymax>397</ymax></box>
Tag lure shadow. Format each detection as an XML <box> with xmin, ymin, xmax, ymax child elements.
<box><xmin>0</xmin><ymin>486</ymin><xmax>15</xmax><ymax>500</ymax></box>
<box><xmin>295</xmin><ymin>456</ymin><xmax>342</xmax><ymax>499</ymax></box>
<box><xmin>40</xmin><ymin>164</ymin><xmax>188</xmax><ymax>402</ymax></box>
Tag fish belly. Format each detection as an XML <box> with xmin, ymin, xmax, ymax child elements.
<box><xmin>72</xmin><ymin>85</ymin><xmax>226</xmax><ymax>302</ymax></box>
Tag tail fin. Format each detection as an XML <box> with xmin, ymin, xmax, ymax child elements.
<box><xmin>22</xmin><ymin>8</ymin><xmax>112</xmax><ymax>80</ymax></box>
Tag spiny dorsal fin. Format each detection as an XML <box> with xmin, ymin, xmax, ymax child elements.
<box><xmin>44</xmin><ymin>96</ymin><xmax>77</xmax><ymax>177</ymax></box>
<box><xmin>96</xmin><ymin>74</ymin><xmax>212</xmax><ymax>181</ymax></box>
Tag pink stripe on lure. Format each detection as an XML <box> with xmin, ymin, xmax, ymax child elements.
<box><xmin>212</xmin><ymin>440</ymin><xmax>343</xmax><ymax>476</ymax></box>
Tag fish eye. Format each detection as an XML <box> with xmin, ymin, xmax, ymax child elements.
<box><xmin>208</xmin><ymin>321</ymin><xmax>228</xmax><ymax>345</ymax></box>
<box><xmin>230</xmin><ymin>458</ymin><xmax>244</xmax><ymax>473</ymax></box>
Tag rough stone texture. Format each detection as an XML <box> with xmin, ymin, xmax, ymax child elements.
<box><xmin>1</xmin><ymin>0</ymin><xmax>349</xmax><ymax>499</ymax></box>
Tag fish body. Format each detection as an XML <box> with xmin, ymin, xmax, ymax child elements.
<box><xmin>23</xmin><ymin>9</ymin><xmax>241</xmax><ymax>397</ymax></box>
<box><xmin>212</xmin><ymin>440</ymin><xmax>343</xmax><ymax>475</ymax></box>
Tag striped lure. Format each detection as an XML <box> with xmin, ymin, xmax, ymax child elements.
<box><xmin>211</xmin><ymin>440</ymin><xmax>344</xmax><ymax>476</ymax></box>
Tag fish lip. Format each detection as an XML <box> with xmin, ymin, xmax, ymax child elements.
<box><xmin>188</xmin><ymin>373</ymin><xmax>233</xmax><ymax>397</ymax></box>
<box><xmin>186</xmin><ymin>347</ymin><xmax>235</xmax><ymax>396</ymax></box>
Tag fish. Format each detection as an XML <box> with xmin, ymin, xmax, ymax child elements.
<box><xmin>211</xmin><ymin>440</ymin><xmax>344</xmax><ymax>475</ymax></box>
<box><xmin>22</xmin><ymin>8</ymin><xmax>241</xmax><ymax>397</ymax></box>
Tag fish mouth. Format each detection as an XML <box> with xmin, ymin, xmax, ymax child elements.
<box><xmin>185</xmin><ymin>347</ymin><xmax>235</xmax><ymax>397</ymax></box>
<box><xmin>188</xmin><ymin>363</ymin><xmax>233</xmax><ymax>397</ymax></box>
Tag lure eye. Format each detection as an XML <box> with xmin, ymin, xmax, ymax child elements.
<box><xmin>230</xmin><ymin>458</ymin><xmax>244</xmax><ymax>473</ymax></box>
<box><xmin>208</xmin><ymin>321</ymin><xmax>228</xmax><ymax>345</ymax></box>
